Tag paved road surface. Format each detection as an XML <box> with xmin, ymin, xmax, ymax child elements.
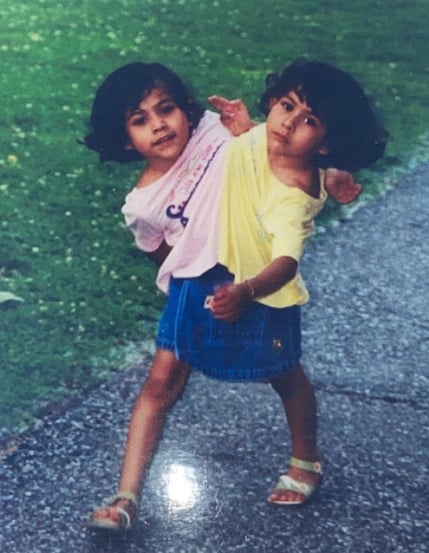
<box><xmin>1</xmin><ymin>162</ymin><xmax>428</xmax><ymax>552</ymax></box>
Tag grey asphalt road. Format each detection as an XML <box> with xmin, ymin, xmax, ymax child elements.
<box><xmin>1</xmin><ymin>162</ymin><xmax>428</xmax><ymax>553</ymax></box>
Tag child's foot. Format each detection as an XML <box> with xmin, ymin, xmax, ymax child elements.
<box><xmin>87</xmin><ymin>492</ymin><xmax>138</xmax><ymax>532</ymax></box>
<box><xmin>267</xmin><ymin>456</ymin><xmax>324</xmax><ymax>505</ymax></box>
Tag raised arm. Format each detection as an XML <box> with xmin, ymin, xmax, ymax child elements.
<box><xmin>208</xmin><ymin>95</ymin><xmax>255</xmax><ymax>136</ymax></box>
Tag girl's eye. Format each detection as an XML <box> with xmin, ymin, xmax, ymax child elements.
<box><xmin>304</xmin><ymin>117</ymin><xmax>317</xmax><ymax>127</ymax></box>
<box><xmin>283</xmin><ymin>102</ymin><xmax>294</xmax><ymax>112</ymax></box>
<box><xmin>131</xmin><ymin>116</ymin><xmax>147</xmax><ymax>126</ymax></box>
<box><xmin>160</xmin><ymin>104</ymin><xmax>176</xmax><ymax>115</ymax></box>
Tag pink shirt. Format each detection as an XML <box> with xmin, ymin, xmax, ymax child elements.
<box><xmin>122</xmin><ymin>111</ymin><xmax>231</xmax><ymax>293</ymax></box>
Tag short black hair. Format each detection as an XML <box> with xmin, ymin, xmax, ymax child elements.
<box><xmin>82</xmin><ymin>62</ymin><xmax>205</xmax><ymax>162</ymax></box>
<box><xmin>259</xmin><ymin>58</ymin><xmax>388</xmax><ymax>171</ymax></box>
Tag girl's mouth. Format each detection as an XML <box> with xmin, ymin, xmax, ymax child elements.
<box><xmin>272</xmin><ymin>131</ymin><xmax>289</xmax><ymax>145</ymax></box>
<box><xmin>274</xmin><ymin>130</ymin><xmax>288</xmax><ymax>139</ymax></box>
<box><xmin>154</xmin><ymin>134</ymin><xmax>175</xmax><ymax>146</ymax></box>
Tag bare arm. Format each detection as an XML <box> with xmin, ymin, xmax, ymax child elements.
<box><xmin>144</xmin><ymin>240</ymin><xmax>172</xmax><ymax>267</ymax></box>
<box><xmin>211</xmin><ymin>256</ymin><xmax>297</xmax><ymax>322</ymax></box>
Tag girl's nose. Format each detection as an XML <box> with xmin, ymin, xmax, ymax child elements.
<box><xmin>284</xmin><ymin>113</ymin><xmax>299</xmax><ymax>131</ymax></box>
<box><xmin>151</xmin><ymin>115</ymin><xmax>166</xmax><ymax>131</ymax></box>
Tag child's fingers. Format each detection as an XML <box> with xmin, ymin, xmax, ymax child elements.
<box><xmin>347</xmin><ymin>183</ymin><xmax>362</xmax><ymax>203</ymax></box>
<box><xmin>213</xmin><ymin>283</ymin><xmax>231</xmax><ymax>298</ymax></box>
<box><xmin>337</xmin><ymin>182</ymin><xmax>362</xmax><ymax>203</ymax></box>
<box><xmin>211</xmin><ymin>285</ymin><xmax>244</xmax><ymax>322</ymax></box>
<box><xmin>212</xmin><ymin>290</ymin><xmax>232</xmax><ymax>309</ymax></box>
<box><xmin>208</xmin><ymin>95</ymin><xmax>230</xmax><ymax>111</ymax></box>
<box><xmin>325</xmin><ymin>169</ymin><xmax>362</xmax><ymax>204</ymax></box>
<box><xmin>208</xmin><ymin>95</ymin><xmax>241</xmax><ymax>112</ymax></box>
<box><xmin>212</xmin><ymin>304</ymin><xmax>240</xmax><ymax>322</ymax></box>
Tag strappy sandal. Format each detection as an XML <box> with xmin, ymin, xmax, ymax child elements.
<box><xmin>87</xmin><ymin>491</ymin><xmax>139</xmax><ymax>532</ymax></box>
<box><xmin>267</xmin><ymin>456</ymin><xmax>324</xmax><ymax>505</ymax></box>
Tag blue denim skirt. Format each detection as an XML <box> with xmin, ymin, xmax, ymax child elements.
<box><xmin>156</xmin><ymin>265</ymin><xmax>301</xmax><ymax>381</ymax></box>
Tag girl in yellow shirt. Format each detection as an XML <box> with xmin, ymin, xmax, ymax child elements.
<box><xmin>190</xmin><ymin>59</ymin><xmax>387</xmax><ymax>505</ymax></box>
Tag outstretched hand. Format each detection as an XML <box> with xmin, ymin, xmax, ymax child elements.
<box><xmin>325</xmin><ymin>168</ymin><xmax>362</xmax><ymax>204</ymax></box>
<box><xmin>208</xmin><ymin>95</ymin><xmax>252</xmax><ymax>136</ymax></box>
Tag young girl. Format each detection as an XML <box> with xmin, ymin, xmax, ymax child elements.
<box><xmin>83</xmin><ymin>60</ymin><xmax>384</xmax><ymax>531</ymax></box>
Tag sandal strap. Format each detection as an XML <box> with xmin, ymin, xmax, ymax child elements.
<box><xmin>276</xmin><ymin>474</ymin><xmax>316</xmax><ymax>498</ymax></box>
<box><xmin>115</xmin><ymin>507</ymin><xmax>132</xmax><ymax>529</ymax></box>
<box><xmin>289</xmin><ymin>456</ymin><xmax>324</xmax><ymax>475</ymax></box>
<box><xmin>106</xmin><ymin>491</ymin><xmax>139</xmax><ymax>509</ymax></box>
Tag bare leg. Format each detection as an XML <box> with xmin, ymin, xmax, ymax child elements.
<box><xmin>268</xmin><ymin>362</ymin><xmax>322</xmax><ymax>503</ymax></box>
<box><xmin>90</xmin><ymin>348</ymin><xmax>191</xmax><ymax>525</ymax></box>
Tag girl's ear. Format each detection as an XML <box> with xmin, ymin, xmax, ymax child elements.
<box><xmin>186</xmin><ymin>99</ymin><xmax>198</xmax><ymax>127</ymax></box>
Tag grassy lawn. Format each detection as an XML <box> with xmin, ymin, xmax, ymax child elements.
<box><xmin>1</xmin><ymin>0</ymin><xmax>428</xmax><ymax>430</ymax></box>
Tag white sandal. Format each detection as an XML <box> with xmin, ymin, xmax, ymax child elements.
<box><xmin>87</xmin><ymin>491</ymin><xmax>139</xmax><ymax>532</ymax></box>
<box><xmin>268</xmin><ymin>456</ymin><xmax>324</xmax><ymax>505</ymax></box>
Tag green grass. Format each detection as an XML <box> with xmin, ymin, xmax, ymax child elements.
<box><xmin>1</xmin><ymin>0</ymin><xmax>428</xmax><ymax>430</ymax></box>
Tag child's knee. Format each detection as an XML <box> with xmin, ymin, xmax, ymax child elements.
<box><xmin>142</xmin><ymin>360</ymin><xmax>189</xmax><ymax>406</ymax></box>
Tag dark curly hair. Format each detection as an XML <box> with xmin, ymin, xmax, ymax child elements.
<box><xmin>82</xmin><ymin>62</ymin><xmax>205</xmax><ymax>163</ymax></box>
<box><xmin>258</xmin><ymin>58</ymin><xmax>388</xmax><ymax>171</ymax></box>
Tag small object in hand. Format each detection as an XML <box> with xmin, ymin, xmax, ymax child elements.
<box><xmin>204</xmin><ymin>295</ymin><xmax>214</xmax><ymax>309</ymax></box>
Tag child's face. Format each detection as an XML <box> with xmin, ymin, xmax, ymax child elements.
<box><xmin>266</xmin><ymin>91</ymin><xmax>329</xmax><ymax>163</ymax></box>
<box><xmin>125</xmin><ymin>88</ymin><xmax>192</xmax><ymax>171</ymax></box>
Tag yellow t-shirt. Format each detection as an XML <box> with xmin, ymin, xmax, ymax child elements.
<box><xmin>218</xmin><ymin>123</ymin><xmax>327</xmax><ymax>308</ymax></box>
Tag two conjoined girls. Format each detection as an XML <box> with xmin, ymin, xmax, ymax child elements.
<box><xmin>83</xmin><ymin>58</ymin><xmax>387</xmax><ymax>531</ymax></box>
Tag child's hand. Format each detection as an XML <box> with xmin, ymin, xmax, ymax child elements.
<box><xmin>211</xmin><ymin>282</ymin><xmax>250</xmax><ymax>322</ymax></box>
<box><xmin>208</xmin><ymin>95</ymin><xmax>252</xmax><ymax>136</ymax></box>
<box><xmin>325</xmin><ymin>168</ymin><xmax>362</xmax><ymax>204</ymax></box>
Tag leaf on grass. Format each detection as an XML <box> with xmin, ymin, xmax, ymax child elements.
<box><xmin>0</xmin><ymin>292</ymin><xmax>24</xmax><ymax>304</ymax></box>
